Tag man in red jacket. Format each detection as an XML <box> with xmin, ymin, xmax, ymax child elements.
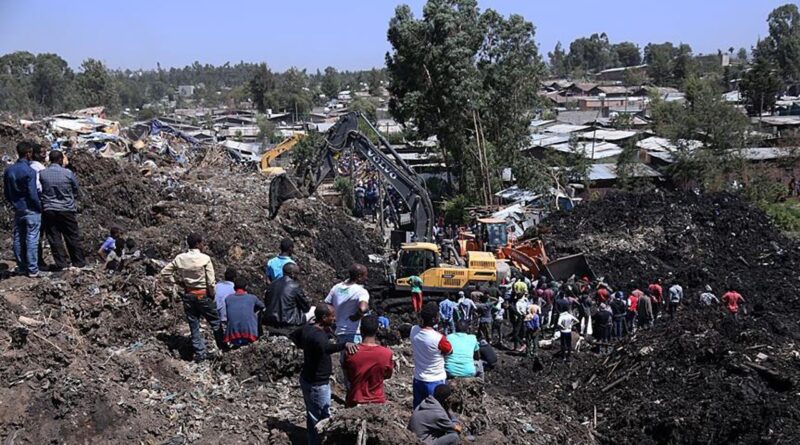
<box><xmin>648</xmin><ymin>279</ymin><xmax>663</xmax><ymax>321</ymax></box>
<box><xmin>343</xmin><ymin>315</ymin><xmax>394</xmax><ymax>407</ymax></box>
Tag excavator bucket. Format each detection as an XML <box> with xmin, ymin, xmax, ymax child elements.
<box><xmin>268</xmin><ymin>173</ymin><xmax>307</xmax><ymax>218</ymax></box>
<box><xmin>545</xmin><ymin>253</ymin><xmax>594</xmax><ymax>282</ymax></box>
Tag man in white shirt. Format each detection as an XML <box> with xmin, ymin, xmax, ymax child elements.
<box><xmin>557</xmin><ymin>311</ymin><xmax>578</xmax><ymax>362</ymax></box>
<box><xmin>325</xmin><ymin>263</ymin><xmax>370</xmax><ymax>389</ymax></box>
<box><xmin>411</xmin><ymin>302</ymin><xmax>453</xmax><ymax>409</ymax></box>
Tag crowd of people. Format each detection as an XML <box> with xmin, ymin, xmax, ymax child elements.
<box><xmin>3</xmin><ymin>141</ymin><xmax>749</xmax><ymax>445</ymax></box>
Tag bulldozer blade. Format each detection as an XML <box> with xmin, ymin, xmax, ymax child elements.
<box><xmin>545</xmin><ymin>253</ymin><xmax>594</xmax><ymax>281</ymax></box>
<box><xmin>268</xmin><ymin>173</ymin><xmax>307</xmax><ymax>218</ymax></box>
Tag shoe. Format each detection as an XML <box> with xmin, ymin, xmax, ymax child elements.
<box><xmin>27</xmin><ymin>271</ymin><xmax>51</xmax><ymax>278</ymax></box>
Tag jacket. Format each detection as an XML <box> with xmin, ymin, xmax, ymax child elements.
<box><xmin>408</xmin><ymin>395</ymin><xmax>456</xmax><ymax>444</ymax></box>
<box><xmin>610</xmin><ymin>299</ymin><xmax>627</xmax><ymax>319</ymax></box>
<box><xmin>265</xmin><ymin>275</ymin><xmax>311</xmax><ymax>326</ymax></box>
<box><xmin>637</xmin><ymin>295</ymin><xmax>653</xmax><ymax>320</ymax></box>
<box><xmin>39</xmin><ymin>164</ymin><xmax>79</xmax><ymax>212</ymax></box>
<box><xmin>160</xmin><ymin>249</ymin><xmax>216</xmax><ymax>294</ymax></box>
<box><xmin>3</xmin><ymin>160</ymin><xmax>41</xmax><ymax>213</ymax></box>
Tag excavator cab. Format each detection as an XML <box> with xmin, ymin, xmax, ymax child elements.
<box><xmin>397</xmin><ymin>244</ymin><xmax>439</xmax><ymax>278</ymax></box>
<box><xmin>478</xmin><ymin>218</ymin><xmax>508</xmax><ymax>252</ymax></box>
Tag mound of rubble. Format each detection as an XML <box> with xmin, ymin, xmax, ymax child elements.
<box><xmin>486</xmin><ymin>191</ymin><xmax>800</xmax><ymax>444</ymax></box>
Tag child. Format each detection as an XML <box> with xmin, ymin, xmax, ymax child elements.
<box><xmin>376</xmin><ymin>307</ymin><xmax>390</xmax><ymax>330</ymax></box>
<box><xmin>98</xmin><ymin>226</ymin><xmax>123</xmax><ymax>260</ymax></box>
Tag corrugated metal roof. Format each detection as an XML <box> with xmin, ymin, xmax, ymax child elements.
<box><xmin>636</xmin><ymin>136</ymin><xmax>702</xmax><ymax>152</ymax></box>
<box><xmin>556</xmin><ymin>110</ymin><xmax>601</xmax><ymax>125</ymax></box>
<box><xmin>588</xmin><ymin>163</ymin><xmax>662</xmax><ymax>181</ymax></box>
<box><xmin>544</xmin><ymin>124</ymin><xmax>590</xmax><ymax>134</ymax></box>
<box><xmin>529</xmin><ymin>133</ymin><xmax>571</xmax><ymax>148</ymax></box>
<box><xmin>551</xmin><ymin>141</ymin><xmax>623</xmax><ymax>159</ymax></box>
<box><xmin>738</xmin><ymin>147</ymin><xmax>800</xmax><ymax>160</ymax></box>
<box><xmin>579</xmin><ymin>129</ymin><xmax>638</xmax><ymax>141</ymax></box>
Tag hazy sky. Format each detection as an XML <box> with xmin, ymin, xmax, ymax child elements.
<box><xmin>0</xmin><ymin>0</ymin><xmax>791</xmax><ymax>71</ymax></box>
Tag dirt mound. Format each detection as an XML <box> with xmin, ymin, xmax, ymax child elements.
<box><xmin>216</xmin><ymin>335</ymin><xmax>302</xmax><ymax>382</ymax></box>
<box><xmin>318</xmin><ymin>402</ymin><xmax>418</xmax><ymax>445</ymax></box>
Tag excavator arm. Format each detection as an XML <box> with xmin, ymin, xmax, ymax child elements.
<box><xmin>260</xmin><ymin>133</ymin><xmax>304</xmax><ymax>174</ymax></box>
<box><xmin>268</xmin><ymin>112</ymin><xmax>434</xmax><ymax>241</ymax></box>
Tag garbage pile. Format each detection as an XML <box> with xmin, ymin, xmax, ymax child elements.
<box><xmin>484</xmin><ymin>190</ymin><xmax>800</xmax><ymax>444</ymax></box>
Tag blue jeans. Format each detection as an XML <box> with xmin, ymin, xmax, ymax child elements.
<box><xmin>13</xmin><ymin>211</ymin><xmax>41</xmax><ymax>275</ymax></box>
<box><xmin>442</xmin><ymin>318</ymin><xmax>455</xmax><ymax>335</ymax></box>
<box><xmin>413</xmin><ymin>378</ymin><xmax>446</xmax><ymax>409</ymax></box>
<box><xmin>300</xmin><ymin>377</ymin><xmax>331</xmax><ymax>445</ymax></box>
<box><xmin>181</xmin><ymin>293</ymin><xmax>223</xmax><ymax>359</ymax></box>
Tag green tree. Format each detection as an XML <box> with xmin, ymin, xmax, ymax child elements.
<box><xmin>548</xmin><ymin>41</ymin><xmax>568</xmax><ymax>77</ymax></box>
<box><xmin>767</xmin><ymin>3</ymin><xmax>800</xmax><ymax>87</ymax></box>
<box><xmin>737</xmin><ymin>47</ymin><xmax>748</xmax><ymax>62</ymax></box>
<box><xmin>644</xmin><ymin>42</ymin><xmax>675</xmax><ymax>85</ymax></box>
<box><xmin>349</xmin><ymin>97</ymin><xmax>378</xmax><ymax>122</ymax></box>
<box><xmin>76</xmin><ymin>59</ymin><xmax>120</xmax><ymax>114</ymax></box>
<box><xmin>248</xmin><ymin>63</ymin><xmax>276</xmax><ymax>113</ymax></box>
<box><xmin>31</xmin><ymin>53</ymin><xmax>75</xmax><ymax>113</ymax></box>
<box><xmin>612</xmin><ymin>41</ymin><xmax>641</xmax><ymax>67</ymax></box>
<box><xmin>320</xmin><ymin>66</ymin><xmax>339</xmax><ymax>99</ymax></box>
<box><xmin>740</xmin><ymin>39</ymin><xmax>783</xmax><ymax>115</ymax></box>
<box><xmin>386</xmin><ymin>0</ymin><xmax>485</xmax><ymax>192</ymax></box>
<box><xmin>567</xmin><ymin>33</ymin><xmax>613</xmax><ymax>73</ymax></box>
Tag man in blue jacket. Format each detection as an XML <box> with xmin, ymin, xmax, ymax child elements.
<box><xmin>4</xmin><ymin>141</ymin><xmax>43</xmax><ymax>277</ymax></box>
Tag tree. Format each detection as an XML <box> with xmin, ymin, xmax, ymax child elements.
<box><xmin>31</xmin><ymin>54</ymin><xmax>75</xmax><ymax>113</ymax></box>
<box><xmin>386</xmin><ymin>0</ymin><xmax>485</xmax><ymax>193</ymax></box>
<box><xmin>644</xmin><ymin>42</ymin><xmax>694</xmax><ymax>86</ymax></box>
<box><xmin>740</xmin><ymin>39</ymin><xmax>783</xmax><ymax>115</ymax></box>
<box><xmin>386</xmin><ymin>0</ymin><xmax>542</xmax><ymax>198</ymax></box>
<box><xmin>767</xmin><ymin>3</ymin><xmax>800</xmax><ymax>87</ymax></box>
<box><xmin>737</xmin><ymin>47</ymin><xmax>748</xmax><ymax>61</ymax></box>
<box><xmin>349</xmin><ymin>96</ymin><xmax>378</xmax><ymax>122</ymax></box>
<box><xmin>248</xmin><ymin>63</ymin><xmax>276</xmax><ymax>113</ymax></box>
<box><xmin>548</xmin><ymin>42</ymin><xmax>568</xmax><ymax>77</ymax></box>
<box><xmin>612</xmin><ymin>42</ymin><xmax>641</xmax><ymax>67</ymax></box>
<box><xmin>567</xmin><ymin>33</ymin><xmax>613</xmax><ymax>73</ymax></box>
<box><xmin>320</xmin><ymin>66</ymin><xmax>339</xmax><ymax>99</ymax></box>
<box><xmin>76</xmin><ymin>59</ymin><xmax>120</xmax><ymax>114</ymax></box>
<box><xmin>367</xmin><ymin>68</ymin><xmax>385</xmax><ymax>95</ymax></box>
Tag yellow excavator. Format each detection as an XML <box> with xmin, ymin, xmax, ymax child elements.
<box><xmin>260</xmin><ymin>133</ymin><xmax>305</xmax><ymax>175</ymax></box>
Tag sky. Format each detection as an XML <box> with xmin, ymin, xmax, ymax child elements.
<box><xmin>0</xmin><ymin>0</ymin><xmax>793</xmax><ymax>72</ymax></box>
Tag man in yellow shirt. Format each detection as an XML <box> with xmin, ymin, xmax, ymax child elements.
<box><xmin>160</xmin><ymin>233</ymin><xmax>224</xmax><ymax>362</ymax></box>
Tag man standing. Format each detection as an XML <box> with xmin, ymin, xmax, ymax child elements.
<box><xmin>343</xmin><ymin>315</ymin><xmax>393</xmax><ymax>407</ymax></box>
<box><xmin>411</xmin><ymin>302</ymin><xmax>452</xmax><ymax>408</ymax></box>
<box><xmin>722</xmin><ymin>288</ymin><xmax>745</xmax><ymax>321</ymax></box>
<box><xmin>476</xmin><ymin>293</ymin><xmax>493</xmax><ymax>342</ymax></box>
<box><xmin>638</xmin><ymin>290</ymin><xmax>654</xmax><ymax>330</ymax></box>
<box><xmin>38</xmin><ymin>150</ymin><xmax>86</xmax><ymax>271</ymax></box>
<box><xmin>325</xmin><ymin>263</ymin><xmax>370</xmax><ymax>389</ymax></box>
<box><xmin>557</xmin><ymin>310</ymin><xmax>578</xmax><ymax>361</ymax></box>
<box><xmin>438</xmin><ymin>293</ymin><xmax>457</xmax><ymax>335</ymax></box>
<box><xmin>30</xmin><ymin>143</ymin><xmax>47</xmax><ymax>271</ymax></box>
<box><xmin>297</xmin><ymin>304</ymin><xmax>358</xmax><ymax>445</ymax></box>
<box><xmin>668</xmin><ymin>282</ymin><xmax>683</xmax><ymax>318</ymax></box>
<box><xmin>4</xmin><ymin>141</ymin><xmax>43</xmax><ymax>277</ymax></box>
<box><xmin>699</xmin><ymin>285</ymin><xmax>720</xmax><ymax>307</ymax></box>
<box><xmin>648</xmin><ymin>279</ymin><xmax>663</xmax><ymax>321</ymax></box>
<box><xmin>610</xmin><ymin>292</ymin><xmax>627</xmax><ymax>338</ymax></box>
<box><xmin>223</xmin><ymin>278</ymin><xmax>265</xmax><ymax>347</ymax></box>
<box><xmin>160</xmin><ymin>233</ymin><xmax>224</xmax><ymax>362</ymax></box>
<box><xmin>627</xmin><ymin>289</ymin><xmax>641</xmax><ymax>333</ymax></box>
<box><xmin>445</xmin><ymin>320</ymin><xmax>479</xmax><ymax>378</ymax></box>
<box><xmin>265</xmin><ymin>238</ymin><xmax>295</xmax><ymax>285</ymax></box>
<box><xmin>409</xmin><ymin>274</ymin><xmax>424</xmax><ymax>313</ymax></box>
<box><xmin>265</xmin><ymin>262</ymin><xmax>312</xmax><ymax>329</ymax></box>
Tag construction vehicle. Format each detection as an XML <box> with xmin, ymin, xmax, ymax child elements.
<box><xmin>268</xmin><ymin>112</ymin><xmax>497</xmax><ymax>295</ymax></box>
<box><xmin>260</xmin><ymin>133</ymin><xmax>304</xmax><ymax>175</ymax></box>
<box><xmin>458</xmin><ymin>218</ymin><xmax>593</xmax><ymax>282</ymax></box>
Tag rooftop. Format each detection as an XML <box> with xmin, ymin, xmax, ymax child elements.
<box><xmin>579</xmin><ymin>129</ymin><xmax>638</xmax><ymax>141</ymax></box>
<box><xmin>588</xmin><ymin>162</ymin><xmax>662</xmax><ymax>181</ymax></box>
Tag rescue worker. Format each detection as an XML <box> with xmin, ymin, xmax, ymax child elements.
<box><xmin>160</xmin><ymin>233</ymin><xmax>224</xmax><ymax>362</ymax></box>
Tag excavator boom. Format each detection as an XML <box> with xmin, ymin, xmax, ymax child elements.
<box><xmin>260</xmin><ymin>133</ymin><xmax>304</xmax><ymax>175</ymax></box>
<box><xmin>268</xmin><ymin>112</ymin><xmax>434</xmax><ymax>241</ymax></box>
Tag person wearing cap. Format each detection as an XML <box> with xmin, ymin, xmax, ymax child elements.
<box><xmin>160</xmin><ymin>233</ymin><xmax>224</xmax><ymax>362</ymax></box>
<box><xmin>456</xmin><ymin>291</ymin><xmax>477</xmax><ymax>323</ymax></box>
<box><xmin>408</xmin><ymin>384</ymin><xmax>462</xmax><ymax>445</ymax></box>
<box><xmin>699</xmin><ymin>285</ymin><xmax>720</xmax><ymax>306</ymax></box>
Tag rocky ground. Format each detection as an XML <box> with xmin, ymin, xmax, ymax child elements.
<box><xmin>0</xmin><ymin>149</ymin><xmax>799</xmax><ymax>444</ymax></box>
